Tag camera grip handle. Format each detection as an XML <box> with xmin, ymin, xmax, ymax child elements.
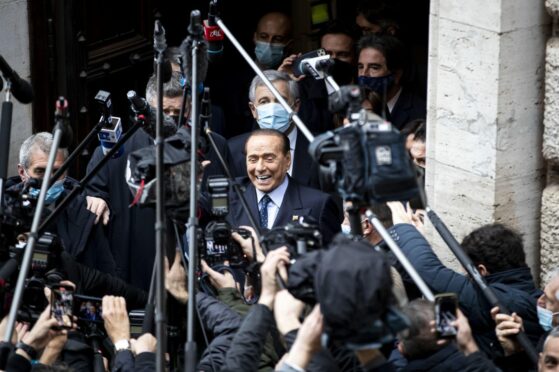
<box><xmin>142</xmin><ymin>303</ymin><xmax>155</xmax><ymax>335</ymax></box>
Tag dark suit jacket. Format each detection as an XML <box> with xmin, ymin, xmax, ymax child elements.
<box><xmin>212</xmin><ymin>176</ymin><xmax>342</xmax><ymax>245</ymax></box>
<box><xmin>390</xmin><ymin>87</ymin><xmax>426</xmax><ymax>130</ymax></box>
<box><xmin>227</xmin><ymin>128</ymin><xmax>320</xmax><ymax>189</ymax></box>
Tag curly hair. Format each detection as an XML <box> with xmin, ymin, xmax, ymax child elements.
<box><xmin>461</xmin><ymin>224</ymin><xmax>526</xmax><ymax>274</ymax></box>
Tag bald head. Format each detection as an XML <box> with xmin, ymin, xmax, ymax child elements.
<box><xmin>254</xmin><ymin>12</ymin><xmax>292</xmax><ymax>45</ymax></box>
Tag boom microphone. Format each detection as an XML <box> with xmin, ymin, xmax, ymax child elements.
<box><xmin>181</xmin><ymin>10</ymin><xmax>209</xmax><ymax>85</ymax></box>
<box><xmin>0</xmin><ymin>55</ymin><xmax>33</xmax><ymax>103</ymax></box>
<box><xmin>203</xmin><ymin>1</ymin><xmax>224</xmax><ymax>63</ymax></box>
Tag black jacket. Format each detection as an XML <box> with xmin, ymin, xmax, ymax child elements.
<box><xmin>221</xmin><ymin>304</ymin><xmax>274</xmax><ymax>372</ymax></box>
<box><xmin>227</xmin><ymin>129</ymin><xmax>320</xmax><ymax>189</ymax></box>
<box><xmin>196</xmin><ymin>292</ymin><xmax>242</xmax><ymax>372</ymax></box>
<box><xmin>86</xmin><ymin>128</ymin><xmax>231</xmax><ymax>290</ymax></box>
<box><xmin>389</xmin><ymin>88</ymin><xmax>426</xmax><ymax>130</ymax></box>
<box><xmin>389</xmin><ymin>224</ymin><xmax>543</xmax><ymax>357</ymax></box>
<box><xmin>400</xmin><ymin>349</ymin><xmax>501</xmax><ymax>372</ymax></box>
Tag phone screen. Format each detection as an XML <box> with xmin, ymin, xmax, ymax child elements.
<box><xmin>435</xmin><ymin>294</ymin><xmax>458</xmax><ymax>338</ymax></box>
<box><xmin>51</xmin><ymin>284</ymin><xmax>74</xmax><ymax>329</ymax></box>
<box><xmin>74</xmin><ymin>295</ymin><xmax>103</xmax><ymax>324</ymax></box>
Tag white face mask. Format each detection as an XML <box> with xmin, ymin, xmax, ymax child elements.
<box><xmin>341</xmin><ymin>224</ymin><xmax>351</xmax><ymax>235</ymax></box>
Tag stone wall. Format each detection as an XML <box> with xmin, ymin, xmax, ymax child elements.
<box><xmin>426</xmin><ymin>0</ymin><xmax>549</xmax><ymax>276</ymax></box>
<box><xmin>0</xmin><ymin>0</ymin><xmax>32</xmax><ymax>176</ymax></box>
<box><xmin>541</xmin><ymin>1</ymin><xmax>559</xmax><ymax>282</ymax></box>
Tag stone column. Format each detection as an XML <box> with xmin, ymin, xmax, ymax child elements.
<box><xmin>0</xmin><ymin>0</ymin><xmax>32</xmax><ymax>176</ymax></box>
<box><xmin>541</xmin><ymin>1</ymin><xmax>559</xmax><ymax>282</ymax></box>
<box><xmin>425</xmin><ymin>0</ymin><xmax>549</xmax><ymax>275</ymax></box>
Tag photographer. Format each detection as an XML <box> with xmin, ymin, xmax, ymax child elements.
<box><xmin>2</xmin><ymin>305</ymin><xmax>69</xmax><ymax>372</ymax></box>
<box><xmin>7</xmin><ymin>132</ymin><xmax>117</xmax><ymax>275</ymax></box>
<box><xmin>387</xmin><ymin>202</ymin><xmax>543</xmax><ymax>359</ymax></box>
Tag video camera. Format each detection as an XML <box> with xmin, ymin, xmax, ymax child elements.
<box><xmin>260</xmin><ymin>217</ymin><xmax>322</xmax><ymax>259</ymax></box>
<box><xmin>309</xmin><ymin>89</ymin><xmax>419</xmax><ymax>205</ymax></box>
<box><xmin>199</xmin><ymin>176</ymin><xmax>250</xmax><ymax>267</ymax></box>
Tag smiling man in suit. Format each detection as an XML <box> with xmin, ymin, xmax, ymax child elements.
<box><xmin>223</xmin><ymin>129</ymin><xmax>342</xmax><ymax>245</ymax></box>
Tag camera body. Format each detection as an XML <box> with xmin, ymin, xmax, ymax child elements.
<box><xmin>261</xmin><ymin>218</ymin><xmax>322</xmax><ymax>259</ymax></box>
<box><xmin>199</xmin><ymin>176</ymin><xmax>250</xmax><ymax>267</ymax></box>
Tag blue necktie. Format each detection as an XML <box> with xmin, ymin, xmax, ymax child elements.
<box><xmin>259</xmin><ymin>194</ymin><xmax>271</xmax><ymax>228</ymax></box>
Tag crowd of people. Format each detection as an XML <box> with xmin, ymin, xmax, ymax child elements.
<box><xmin>1</xmin><ymin>1</ymin><xmax>556</xmax><ymax>371</ymax></box>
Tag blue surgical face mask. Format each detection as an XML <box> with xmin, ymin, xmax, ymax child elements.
<box><xmin>28</xmin><ymin>178</ymin><xmax>66</xmax><ymax>205</ymax></box>
<box><xmin>254</xmin><ymin>41</ymin><xmax>285</xmax><ymax>68</ymax></box>
<box><xmin>358</xmin><ymin>74</ymin><xmax>395</xmax><ymax>95</ymax></box>
<box><xmin>537</xmin><ymin>305</ymin><xmax>559</xmax><ymax>331</ymax></box>
<box><xmin>255</xmin><ymin>102</ymin><xmax>292</xmax><ymax>132</ymax></box>
<box><xmin>341</xmin><ymin>224</ymin><xmax>351</xmax><ymax>235</ymax></box>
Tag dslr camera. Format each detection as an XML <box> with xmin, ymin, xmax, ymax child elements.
<box><xmin>199</xmin><ymin>177</ymin><xmax>250</xmax><ymax>267</ymax></box>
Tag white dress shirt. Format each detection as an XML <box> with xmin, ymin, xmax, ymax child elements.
<box><xmin>387</xmin><ymin>87</ymin><xmax>403</xmax><ymax>114</ymax></box>
<box><xmin>256</xmin><ymin>176</ymin><xmax>289</xmax><ymax>229</ymax></box>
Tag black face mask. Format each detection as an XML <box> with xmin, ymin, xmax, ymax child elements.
<box><xmin>330</xmin><ymin>59</ymin><xmax>355</xmax><ymax>86</ymax></box>
<box><xmin>144</xmin><ymin>110</ymin><xmax>179</xmax><ymax>139</ymax></box>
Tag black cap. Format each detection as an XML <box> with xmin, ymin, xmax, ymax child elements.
<box><xmin>315</xmin><ymin>234</ymin><xmax>403</xmax><ymax>348</ymax></box>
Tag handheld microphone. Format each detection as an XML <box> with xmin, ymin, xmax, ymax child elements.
<box><xmin>54</xmin><ymin>97</ymin><xmax>73</xmax><ymax>148</ymax></box>
<box><xmin>293</xmin><ymin>49</ymin><xmax>333</xmax><ymax>80</ymax></box>
<box><xmin>95</xmin><ymin>90</ymin><xmax>123</xmax><ymax>158</ymax></box>
<box><xmin>203</xmin><ymin>1</ymin><xmax>224</xmax><ymax>63</ymax></box>
<box><xmin>0</xmin><ymin>55</ymin><xmax>34</xmax><ymax>103</ymax></box>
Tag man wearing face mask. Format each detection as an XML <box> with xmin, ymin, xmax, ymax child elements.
<box><xmin>6</xmin><ymin>132</ymin><xmax>117</xmax><ymax>275</ymax></box>
<box><xmin>227</xmin><ymin>70</ymin><xmax>319</xmax><ymax>189</ymax></box>
<box><xmin>357</xmin><ymin>34</ymin><xmax>425</xmax><ymax>130</ymax></box>
<box><xmin>491</xmin><ymin>268</ymin><xmax>559</xmax><ymax>369</ymax></box>
<box><xmin>253</xmin><ymin>12</ymin><xmax>293</xmax><ymax>70</ymax></box>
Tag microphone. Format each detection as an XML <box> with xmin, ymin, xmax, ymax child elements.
<box><xmin>0</xmin><ymin>55</ymin><xmax>33</xmax><ymax>103</ymax></box>
<box><xmin>54</xmin><ymin>97</ymin><xmax>73</xmax><ymax>148</ymax></box>
<box><xmin>153</xmin><ymin>21</ymin><xmax>172</xmax><ymax>83</ymax></box>
<box><xmin>127</xmin><ymin>90</ymin><xmax>151</xmax><ymax>117</ymax></box>
<box><xmin>203</xmin><ymin>1</ymin><xmax>224</xmax><ymax>63</ymax></box>
<box><xmin>181</xmin><ymin>10</ymin><xmax>209</xmax><ymax>86</ymax></box>
<box><xmin>293</xmin><ymin>49</ymin><xmax>333</xmax><ymax>80</ymax></box>
<box><xmin>95</xmin><ymin>90</ymin><xmax>124</xmax><ymax>158</ymax></box>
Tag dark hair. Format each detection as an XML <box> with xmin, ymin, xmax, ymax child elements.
<box><xmin>356</xmin><ymin>0</ymin><xmax>400</xmax><ymax>35</ymax></box>
<box><xmin>245</xmin><ymin>129</ymin><xmax>290</xmax><ymax>155</ymax></box>
<box><xmin>370</xmin><ymin>202</ymin><xmax>392</xmax><ymax>229</ymax></box>
<box><xmin>401</xmin><ymin>119</ymin><xmax>425</xmax><ymax>136</ymax></box>
<box><xmin>357</xmin><ymin>34</ymin><xmax>407</xmax><ymax>72</ymax></box>
<box><xmin>399</xmin><ymin>299</ymin><xmax>441</xmax><ymax>358</ymax></box>
<box><xmin>461</xmin><ymin>224</ymin><xmax>527</xmax><ymax>274</ymax></box>
<box><xmin>412</xmin><ymin>120</ymin><xmax>426</xmax><ymax>143</ymax></box>
<box><xmin>320</xmin><ymin>21</ymin><xmax>358</xmax><ymax>43</ymax></box>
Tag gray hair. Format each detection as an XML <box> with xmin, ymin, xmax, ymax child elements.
<box><xmin>19</xmin><ymin>132</ymin><xmax>68</xmax><ymax>169</ymax></box>
<box><xmin>145</xmin><ymin>71</ymin><xmax>185</xmax><ymax>106</ymax></box>
<box><xmin>248</xmin><ymin>70</ymin><xmax>299</xmax><ymax>103</ymax></box>
<box><xmin>544</xmin><ymin>267</ymin><xmax>559</xmax><ymax>288</ymax></box>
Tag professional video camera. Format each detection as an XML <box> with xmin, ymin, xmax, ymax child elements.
<box><xmin>0</xmin><ymin>182</ymin><xmax>66</xmax><ymax>323</ymax></box>
<box><xmin>199</xmin><ymin>176</ymin><xmax>250</xmax><ymax>267</ymax></box>
<box><xmin>309</xmin><ymin>87</ymin><xmax>419</xmax><ymax>205</ymax></box>
<box><xmin>260</xmin><ymin>217</ymin><xmax>322</xmax><ymax>259</ymax></box>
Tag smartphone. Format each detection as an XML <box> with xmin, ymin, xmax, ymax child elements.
<box><xmin>50</xmin><ymin>283</ymin><xmax>74</xmax><ymax>329</ymax></box>
<box><xmin>434</xmin><ymin>293</ymin><xmax>458</xmax><ymax>338</ymax></box>
<box><xmin>73</xmin><ymin>295</ymin><xmax>103</xmax><ymax>324</ymax></box>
